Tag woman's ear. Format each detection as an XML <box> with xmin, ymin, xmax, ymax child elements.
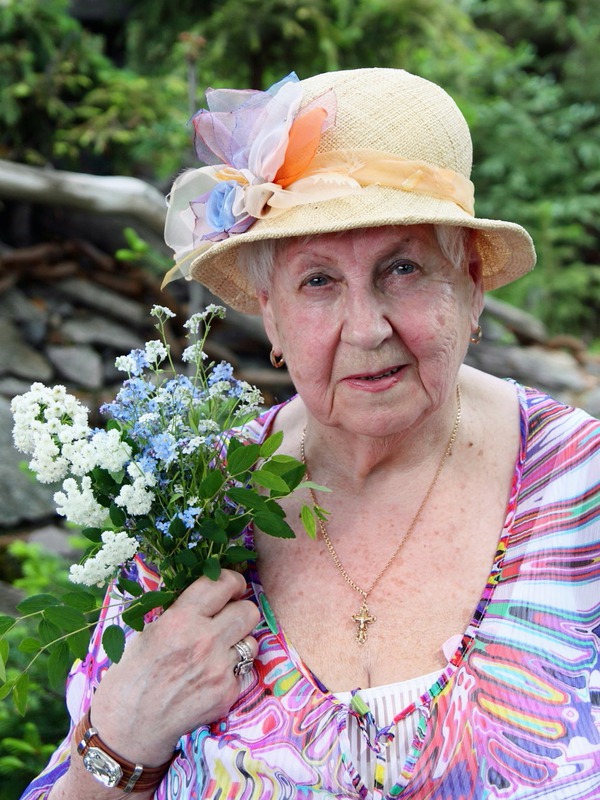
<box><xmin>467</xmin><ymin>236</ymin><xmax>485</xmax><ymax>326</ymax></box>
<box><xmin>258</xmin><ymin>289</ymin><xmax>282</xmax><ymax>353</ymax></box>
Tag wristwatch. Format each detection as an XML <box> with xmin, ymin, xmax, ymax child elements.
<box><xmin>74</xmin><ymin>710</ymin><xmax>172</xmax><ymax>794</ymax></box>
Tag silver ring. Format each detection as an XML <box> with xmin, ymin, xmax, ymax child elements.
<box><xmin>233</xmin><ymin>639</ymin><xmax>254</xmax><ymax>677</ymax></box>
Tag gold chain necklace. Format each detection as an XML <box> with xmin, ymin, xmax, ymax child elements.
<box><xmin>300</xmin><ymin>384</ymin><xmax>462</xmax><ymax>645</ymax></box>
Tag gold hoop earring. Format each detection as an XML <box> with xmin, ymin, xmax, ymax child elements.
<box><xmin>269</xmin><ymin>349</ymin><xmax>285</xmax><ymax>368</ymax></box>
<box><xmin>469</xmin><ymin>324</ymin><xmax>482</xmax><ymax>344</ymax></box>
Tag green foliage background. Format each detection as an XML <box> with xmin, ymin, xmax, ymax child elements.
<box><xmin>0</xmin><ymin>542</ymin><xmax>84</xmax><ymax>800</ymax></box>
<box><xmin>1</xmin><ymin>1</ymin><xmax>599</xmax><ymax>789</ymax></box>
<box><xmin>2</xmin><ymin>0</ymin><xmax>599</xmax><ymax>338</ymax></box>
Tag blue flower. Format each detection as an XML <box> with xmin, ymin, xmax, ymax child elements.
<box><xmin>150</xmin><ymin>432</ymin><xmax>178</xmax><ymax>465</ymax></box>
<box><xmin>179</xmin><ymin>507</ymin><xmax>202</xmax><ymax>529</ymax></box>
<box><xmin>115</xmin><ymin>349</ymin><xmax>150</xmax><ymax>377</ymax></box>
<box><xmin>208</xmin><ymin>361</ymin><xmax>234</xmax><ymax>386</ymax></box>
<box><xmin>101</xmin><ymin>378</ymin><xmax>155</xmax><ymax>422</ymax></box>
<box><xmin>135</xmin><ymin>453</ymin><xmax>158</xmax><ymax>477</ymax></box>
<box><xmin>155</xmin><ymin>518</ymin><xmax>171</xmax><ymax>537</ymax></box>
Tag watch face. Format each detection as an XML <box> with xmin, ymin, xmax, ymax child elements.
<box><xmin>83</xmin><ymin>747</ymin><xmax>123</xmax><ymax>788</ymax></box>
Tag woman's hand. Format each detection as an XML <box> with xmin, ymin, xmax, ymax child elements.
<box><xmin>86</xmin><ymin>569</ymin><xmax>260</xmax><ymax>767</ymax></box>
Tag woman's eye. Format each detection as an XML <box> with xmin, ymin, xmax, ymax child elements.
<box><xmin>304</xmin><ymin>274</ymin><xmax>329</xmax><ymax>287</ymax></box>
<box><xmin>389</xmin><ymin>261</ymin><xmax>416</xmax><ymax>275</ymax></box>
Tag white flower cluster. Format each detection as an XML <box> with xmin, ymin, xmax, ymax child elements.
<box><xmin>62</xmin><ymin>429</ymin><xmax>132</xmax><ymax>476</ymax></box>
<box><xmin>11</xmin><ymin>383</ymin><xmax>91</xmax><ymax>483</ymax></box>
<box><xmin>144</xmin><ymin>339</ymin><xmax>169</xmax><ymax>365</ymax></box>
<box><xmin>115</xmin><ymin>463</ymin><xmax>157</xmax><ymax>516</ymax></box>
<box><xmin>181</xmin><ymin>436</ymin><xmax>206</xmax><ymax>454</ymax></box>
<box><xmin>54</xmin><ymin>476</ymin><xmax>108</xmax><ymax>527</ymax></box>
<box><xmin>114</xmin><ymin>354</ymin><xmax>139</xmax><ymax>373</ymax></box>
<box><xmin>238</xmin><ymin>383</ymin><xmax>263</xmax><ymax>411</ymax></box>
<box><xmin>69</xmin><ymin>530</ymin><xmax>139</xmax><ymax>587</ymax></box>
<box><xmin>150</xmin><ymin>304</ymin><xmax>176</xmax><ymax>319</ymax></box>
<box><xmin>208</xmin><ymin>380</ymin><xmax>232</xmax><ymax>398</ymax></box>
<box><xmin>11</xmin><ymin>382</ymin><xmax>134</xmax><ymax>489</ymax></box>
<box><xmin>183</xmin><ymin>304</ymin><xmax>226</xmax><ymax>335</ymax></box>
<box><xmin>181</xmin><ymin>343</ymin><xmax>208</xmax><ymax>363</ymax></box>
<box><xmin>91</xmin><ymin>429</ymin><xmax>133</xmax><ymax>472</ymax></box>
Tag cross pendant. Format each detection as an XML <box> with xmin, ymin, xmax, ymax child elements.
<box><xmin>352</xmin><ymin>600</ymin><xmax>376</xmax><ymax>644</ymax></box>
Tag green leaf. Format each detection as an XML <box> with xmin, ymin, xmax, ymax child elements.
<box><xmin>264</xmin><ymin>499</ymin><xmax>286</xmax><ymax>518</ymax></box>
<box><xmin>276</xmin><ymin>463</ymin><xmax>306</xmax><ymax>492</ymax></box>
<box><xmin>0</xmin><ymin>639</ymin><xmax>8</xmax><ymax>683</ymax></box>
<box><xmin>226</xmin><ymin>487</ymin><xmax>268</xmax><ymax>512</ymax></box>
<box><xmin>122</xmin><ymin>604</ymin><xmax>146</xmax><ymax>632</ymax></box>
<box><xmin>139</xmin><ymin>590</ymin><xmax>174</xmax><ymax>612</ymax></box>
<box><xmin>214</xmin><ymin>509</ymin><xmax>230</xmax><ymax>529</ymax></box>
<box><xmin>91</xmin><ymin>467</ymin><xmax>119</xmax><ymax>495</ymax></box>
<box><xmin>251</xmin><ymin>469</ymin><xmax>291</xmax><ymax>494</ymax></box>
<box><xmin>300</xmin><ymin>505</ymin><xmax>318</xmax><ymax>540</ymax></box>
<box><xmin>260</xmin><ymin>430</ymin><xmax>284</xmax><ymax>458</ymax></box>
<box><xmin>198</xmin><ymin>520</ymin><xmax>228</xmax><ymax>543</ymax></box>
<box><xmin>81</xmin><ymin>527</ymin><xmax>103</xmax><ymax>543</ymax></box>
<box><xmin>169</xmin><ymin>516</ymin><xmax>187</xmax><ymax>538</ymax></box>
<box><xmin>66</xmin><ymin>629</ymin><xmax>91</xmax><ymax>661</ymax></box>
<box><xmin>109</xmin><ymin>469</ymin><xmax>125</xmax><ymax>485</ymax></box>
<box><xmin>225</xmin><ymin>545</ymin><xmax>256</xmax><ymax>563</ymax></box>
<box><xmin>48</xmin><ymin>642</ymin><xmax>71</xmax><ymax>693</ymax></box>
<box><xmin>260</xmin><ymin>458</ymin><xmax>306</xmax><ymax>490</ymax></box>
<box><xmin>16</xmin><ymin>594</ymin><xmax>60</xmax><ymax>615</ymax></box>
<box><xmin>0</xmin><ymin>615</ymin><xmax>15</xmax><ymax>636</ymax></box>
<box><xmin>227</xmin><ymin>443</ymin><xmax>261</xmax><ymax>475</ymax></box>
<box><xmin>44</xmin><ymin>605</ymin><xmax>87</xmax><ymax>633</ymax></box>
<box><xmin>0</xmin><ymin>682</ymin><xmax>13</xmax><ymax>701</ymax></box>
<box><xmin>174</xmin><ymin>548</ymin><xmax>198</xmax><ymax>567</ymax></box>
<box><xmin>18</xmin><ymin>637</ymin><xmax>41</xmax><ymax>655</ymax></box>
<box><xmin>198</xmin><ymin>469</ymin><xmax>225</xmax><ymax>499</ymax></box>
<box><xmin>254</xmin><ymin>512</ymin><xmax>296</xmax><ymax>539</ymax></box>
<box><xmin>106</xmin><ymin>419</ymin><xmax>122</xmax><ymax>432</ymax></box>
<box><xmin>117</xmin><ymin>577</ymin><xmax>144</xmax><ymax>598</ymax></box>
<box><xmin>226</xmin><ymin>436</ymin><xmax>243</xmax><ymax>457</ymax></box>
<box><xmin>203</xmin><ymin>557</ymin><xmax>221</xmax><ymax>580</ymax></box>
<box><xmin>297</xmin><ymin>481</ymin><xmax>332</xmax><ymax>493</ymax></box>
<box><xmin>109</xmin><ymin>503</ymin><xmax>127</xmax><ymax>527</ymax></box>
<box><xmin>102</xmin><ymin>625</ymin><xmax>126</xmax><ymax>663</ymax></box>
<box><xmin>38</xmin><ymin>618</ymin><xmax>62</xmax><ymax>646</ymax></box>
<box><xmin>62</xmin><ymin>590</ymin><xmax>98</xmax><ymax>612</ymax></box>
<box><xmin>269</xmin><ymin>454</ymin><xmax>304</xmax><ymax>467</ymax></box>
<box><xmin>224</xmin><ymin>514</ymin><xmax>250</xmax><ymax>537</ymax></box>
<box><xmin>13</xmin><ymin>673</ymin><xmax>30</xmax><ymax>716</ymax></box>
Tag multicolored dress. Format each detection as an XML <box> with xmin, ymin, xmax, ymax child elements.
<box><xmin>20</xmin><ymin>384</ymin><xmax>600</xmax><ymax>799</ymax></box>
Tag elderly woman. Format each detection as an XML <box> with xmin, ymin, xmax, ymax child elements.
<box><xmin>22</xmin><ymin>69</ymin><xmax>600</xmax><ymax>800</ymax></box>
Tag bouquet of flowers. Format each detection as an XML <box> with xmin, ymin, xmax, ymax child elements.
<box><xmin>0</xmin><ymin>304</ymin><xmax>325</xmax><ymax>713</ymax></box>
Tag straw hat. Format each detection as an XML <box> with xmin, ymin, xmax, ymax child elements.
<box><xmin>164</xmin><ymin>68</ymin><xmax>536</xmax><ymax>314</ymax></box>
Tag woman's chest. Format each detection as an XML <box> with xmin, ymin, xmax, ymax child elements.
<box><xmin>254</xmin><ymin>497</ymin><xmax>504</xmax><ymax>691</ymax></box>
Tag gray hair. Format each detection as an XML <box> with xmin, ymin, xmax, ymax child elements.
<box><xmin>238</xmin><ymin>226</ymin><xmax>473</xmax><ymax>295</ymax></box>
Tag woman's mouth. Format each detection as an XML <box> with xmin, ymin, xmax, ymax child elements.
<box><xmin>354</xmin><ymin>366</ymin><xmax>402</xmax><ymax>381</ymax></box>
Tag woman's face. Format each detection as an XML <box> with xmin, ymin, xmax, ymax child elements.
<box><xmin>259</xmin><ymin>225</ymin><xmax>483</xmax><ymax>438</ymax></box>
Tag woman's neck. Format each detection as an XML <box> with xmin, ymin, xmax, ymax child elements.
<box><xmin>281</xmin><ymin>389</ymin><xmax>461</xmax><ymax>492</ymax></box>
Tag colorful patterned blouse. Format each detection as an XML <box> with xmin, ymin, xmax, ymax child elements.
<box><xmin>21</xmin><ymin>384</ymin><xmax>600</xmax><ymax>799</ymax></box>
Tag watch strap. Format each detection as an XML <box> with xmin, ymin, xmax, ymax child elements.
<box><xmin>75</xmin><ymin>710</ymin><xmax>172</xmax><ymax>793</ymax></box>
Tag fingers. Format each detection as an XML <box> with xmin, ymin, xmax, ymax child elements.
<box><xmin>173</xmin><ymin>568</ymin><xmax>249</xmax><ymax>617</ymax></box>
<box><xmin>154</xmin><ymin>569</ymin><xmax>260</xmax><ymax>653</ymax></box>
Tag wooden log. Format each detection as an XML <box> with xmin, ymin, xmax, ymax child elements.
<box><xmin>0</xmin><ymin>159</ymin><xmax>167</xmax><ymax>235</ymax></box>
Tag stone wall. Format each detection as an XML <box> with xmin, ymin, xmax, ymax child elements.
<box><xmin>1</xmin><ymin>239</ymin><xmax>599</xmax><ymax>534</ymax></box>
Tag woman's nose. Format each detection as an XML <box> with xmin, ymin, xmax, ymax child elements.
<box><xmin>340</xmin><ymin>290</ymin><xmax>393</xmax><ymax>349</ymax></box>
